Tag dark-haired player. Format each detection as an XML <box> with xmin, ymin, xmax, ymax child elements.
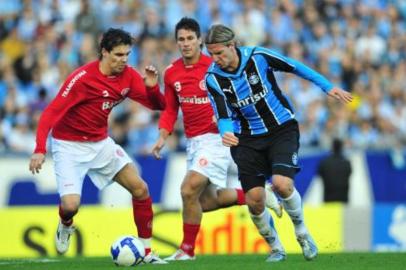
<box><xmin>29</xmin><ymin>28</ymin><xmax>167</xmax><ymax>264</ymax></box>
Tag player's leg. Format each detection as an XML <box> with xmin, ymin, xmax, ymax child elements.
<box><xmin>242</xmin><ymin>176</ymin><xmax>286</xmax><ymax>262</ymax></box>
<box><xmin>265</xmin><ymin>182</ymin><xmax>283</xmax><ymax>217</ymax></box>
<box><xmin>51</xmin><ymin>138</ymin><xmax>87</xmax><ymax>254</ymax></box>
<box><xmin>91</xmin><ymin>138</ymin><xmax>166</xmax><ymax>264</ymax></box>
<box><xmin>198</xmin><ymin>175</ymin><xmax>282</xmax><ymax>216</ymax></box>
<box><xmin>199</xmin><ymin>185</ymin><xmax>245</xmax><ymax>212</ymax></box>
<box><xmin>56</xmin><ymin>194</ymin><xmax>80</xmax><ymax>254</ymax></box>
<box><xmin>270</xmin><ymin>122</ymin><xmax>317</xmax><ymax>260</ymax></box>
<box><xmin>272</xmin><ymin>174</ymin><xmax>317</xmax><ymax>260</ymax></box>
<box><xmin>113</xmin><ymin>163</ymin><xmax>166</xmax><ymax>264</ymax></box>
<box><xmin>230</xmin><ymin>144</ymin><xmax>286</xmax><ymax>262</ymax></box>
<box><xmin>165</xmin><ymin>170</ymin><xmax>208</xmax><ymax>261</ymax></box>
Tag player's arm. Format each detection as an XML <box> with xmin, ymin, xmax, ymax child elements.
<box><xmin>152</xmin><ymin>72</ymin><xmax>180</xmax><ymax>159</ymax></box>
<box><xmin>152</xmin><ymin>128</ymin><xmax>170</xmax><ymax>159</ymax></box>
<box><xmin>128</xmin><ymin>66</ymin><xmax>166</xmax><ymax>110</ymax></box>
<box><xmin>29</xmin><ymin>75</ymin><xmax>85</xmax><ymax>174</ymax></box>
<box><xmin>257</xmin><ymin>47</ymin><xmax>353</xmax><ymax>104</ymax></box>
<box><xmin>205</xmin><ymin>75</ymin><xmax>238</xmax><ymax>147</ymax></box>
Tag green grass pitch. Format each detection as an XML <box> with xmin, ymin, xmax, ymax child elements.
<box><xmin>1</xmin><ymin>253</ymin><xmax>405</xmax><ymax>270</ymax></box>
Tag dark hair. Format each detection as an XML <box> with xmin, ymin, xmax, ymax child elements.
<box><xmin>205</xmin><ymin>24</ymin><xmax>235</xmax><ymax>45</ymax></box>
<box><xmin>332</xmin><ymin>138</ymin><xmax>343</xmax><ymax>155</ymax></box>
<box><xmin>99</xmin><ymin>28</ymin><xmax>133</xmax><ymax>59</ymax></box>
<box><xmin>175</xmin><ymin>17</ymin><xmax>201</xmax><ymax>39</ymax></box>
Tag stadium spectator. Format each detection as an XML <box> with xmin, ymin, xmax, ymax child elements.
<box><xmin>204</xmin><ymin>24</ymin><xmax>352</xmax><ymax>262</ymax></box>
<box><xmin>28</xmin><ymin>28</ymin><xmax>167</xmax><ymax>264</ymax></box>
<box><xmin>318</xmin><ymin>138</ymin><xmax>352</xmax><ymax>203</ymax></box>
<box><xmin>151</xmin><ymin>17</ymin><xmax>283</xmax><ymax>261</ymax></box>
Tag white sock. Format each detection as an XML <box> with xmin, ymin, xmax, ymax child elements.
<box><xmin>281</xmin><ymin>188</ymin><xmax>308</xmax><ymax>236</ymax></box>
<box><xmin>139</xmin><ymin>237</ymin><xmax>151</xmax><ymax>253</ymax></box>
<box><xmin>250</xmin><ymin>209</ymin><xmax>284</xmax><ymax>251</ymax></box>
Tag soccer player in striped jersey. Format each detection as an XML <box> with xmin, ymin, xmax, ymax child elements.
<box><xmin>151</xmin><ymin>18</ymin><xmax>282</xmax><ymax>261</ymax></box>
<box><xmin>204</xmin><ymin>24</ymin><xmax>353</xmax><ymax>262</ymax></box>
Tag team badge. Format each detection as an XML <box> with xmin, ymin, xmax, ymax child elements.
<box><xmin>116</xmin><ymin>149</ymin><xmax>124</xmax><ymax>157</ymax></box>
<box><xmin>292</xmin><ymin>152</ymin><xmax>298</xmax><ymax>166</ymax></box>
<box><xmin>248</xmin><ymin>74</ymin><xmax>260</xmax><ymax>85</ymax></box>
<box><xmin>199</xmin><ymin>80</ymin><xmax>207</xmax><ymax>91</ymax></box>
<box><xmin>199</xmin><ymin>158</ymin><xmax>208</xmax><ymax>167</ymax></box>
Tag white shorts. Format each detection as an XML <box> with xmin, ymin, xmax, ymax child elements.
<box><xmin>51</xmin><ymin>137</ymin><xmax>132</xmax><ymax>197</ymax></box>
<box><xmin>186</xmin><ymin>133</ymin><xmax>239</xmax><ymax>188</ymax></box>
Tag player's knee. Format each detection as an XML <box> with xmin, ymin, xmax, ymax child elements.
<box><xmin>272</xmin><ymin>175</ymin><xmax>294</xmax><ymax>196</ymax></box>
<box><xmin>61</xmin><ymin>202</ymin><xmax>79</xmax><ymax>217</ymax></box>
<box><xmin>245</xmin><ymin>189</ymin><xmax>265</xmax><ymax>215</ymax></box>
<box><xmin>180</xmin><ymin>184</ymin><xmax>199</xmax><ymax>202</ymax></box>
<box><xmin>131</xmin><ymin>181</ymin><xmax>149</xmax><ymax>199</ymax></box>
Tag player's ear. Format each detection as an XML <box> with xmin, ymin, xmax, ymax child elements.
<box><xmin>101</xmin><ymin>48</ymin><xmax>109</xmax><ymax>58</ymax></box>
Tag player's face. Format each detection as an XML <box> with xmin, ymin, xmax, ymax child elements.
<box><xmin>206</xmin><ymin>43</ymin><xmax>238</xmax><ymax>71</ymax></box>
<box><xmin>176</xmin><ymin>29</ymin><xmax>201</xmax><ymax>61</ymax></box>
<box><xmin>102</xmin><ymin>44</ymin><xmax>131</xmax><ymax>75</ymax></box>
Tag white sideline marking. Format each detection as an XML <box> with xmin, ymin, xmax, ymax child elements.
<box><xmin>0</xmin><ymin>258</ymin><xmax>59</xmax><ymax>265</ymax></box>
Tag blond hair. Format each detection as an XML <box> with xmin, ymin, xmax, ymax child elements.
<box><xmin>205</xmin><ymin>24</ymin><xmax>235</xmax><ymax>45</ymax></box>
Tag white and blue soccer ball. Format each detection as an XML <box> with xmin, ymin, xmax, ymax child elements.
<box><xmin>110</xmin><ymin>235</ymin><xmax>145</xmax><ymax>266</ymax></box>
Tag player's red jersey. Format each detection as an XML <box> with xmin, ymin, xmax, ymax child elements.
<box><xmin>34</xmin><ymin>61</ymin><xmax>165</xmax><ymax>154</ymax></box>
<box><xmin>159</xmin><ymin>54</ymin><xmax>218</xmax><ymax>138</ymax></box>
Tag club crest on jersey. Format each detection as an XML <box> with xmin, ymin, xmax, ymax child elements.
<box><xmin>116</xmin><ymin>149</ymin><xmax>124</xmax><ymax>157</ymax></box>
<box><xmin>199</xmin><ymin>158</ymin><xmax>208</xmax><ymax>167</ymax></box>
<box><xmin>292</xmin><ymin>152</ymin><xmax>298</xmax><ymax>166</ymax></box>
<box><xmin>248</xmin><ymin>74</ymin><xmax>260</xmax><ymax>85</ymax></box>
<box><xmin>174</xmin><ymin>81</ymin><xmax>181</xmax><ymax>92</ymax></box>
<box><xmin>199</xmin><ymin>80</ymin><xmax>207</xmax><ymax>91</ymax></box>
<box><xmin>121</xmin><ymin>88</ymin><xmax>129</xmax><ymax>97</ymax></box>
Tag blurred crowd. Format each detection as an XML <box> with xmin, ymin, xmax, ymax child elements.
<box><xmin>0</xmin><ymin>0</ymin><xmax>406</xmax><ymax>156</ymax></box>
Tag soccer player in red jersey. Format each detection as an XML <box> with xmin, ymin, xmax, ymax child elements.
<box><xmin>151</xmin><ymin>18</ymin><xmax>282</xmax><ymax>261</ymax></box>
<box><xmin>28</xmin><ymin>28</ymin><xmax>167</xmax><ymax>264</ymax></box>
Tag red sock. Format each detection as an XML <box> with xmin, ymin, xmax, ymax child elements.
<box><xmin>132</xmin><ymin>197</ymin><xmax>153</xmax><ymax>239</ymax></box>
<box><xmin>59</xmin><ymin>205</ymin><xmax>73</xmax><ymax>226</ymax></box>
<box><xmin>180</xmin><ymin>223</ymin><xmax>200</xmax><ymax>257</ymax></box>
<box><xmin>236</xmin><ymin>189</ymin><xmax>246</xmax><ymax>205</ymax></box>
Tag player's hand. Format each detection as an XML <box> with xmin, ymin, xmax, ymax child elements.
<box><xmin>144</xmin><ymin>65</ymin><xmax>159</xmax><ymax>88</ymax></box>
<box><xmin>151</xmin><ymin>137</ymin><xmax>166</xmax><ymax>159</ymax></box>
<box><xmin>222</xmin><ymin>132</ymin><xmax>239</xmax><ymax>147</ymax></box>
<box><xmin>29</xmin><ymin>153</ymin><xmax>45</xmax><ymax>174</ymax></box>
<box><xmin>327</xmin><ymin>87</ymin><xmax>353</xmax><ymax>104</ymax></box>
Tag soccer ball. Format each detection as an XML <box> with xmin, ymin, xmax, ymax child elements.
<box><xmin>110</xmin><ymin>235</ymin><xmax>145</xmax><ymax>266</ymax></box>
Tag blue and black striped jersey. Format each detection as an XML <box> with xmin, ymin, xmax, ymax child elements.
<box><xmin>205</xmin><ymin>46</ymin><xmax>333</xmax><ymax>136</ymax></box>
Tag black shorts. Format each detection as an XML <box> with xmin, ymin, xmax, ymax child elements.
<box><xmin>230</xmin><ymin>120</ymin><xmax>301</xmax><ymax>192</ymax></box>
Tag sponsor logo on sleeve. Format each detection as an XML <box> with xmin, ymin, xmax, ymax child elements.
<box><xmin>62</xmin><ymin>70</ymin><xmax>87</xmax><ymax>97</ymax></box>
